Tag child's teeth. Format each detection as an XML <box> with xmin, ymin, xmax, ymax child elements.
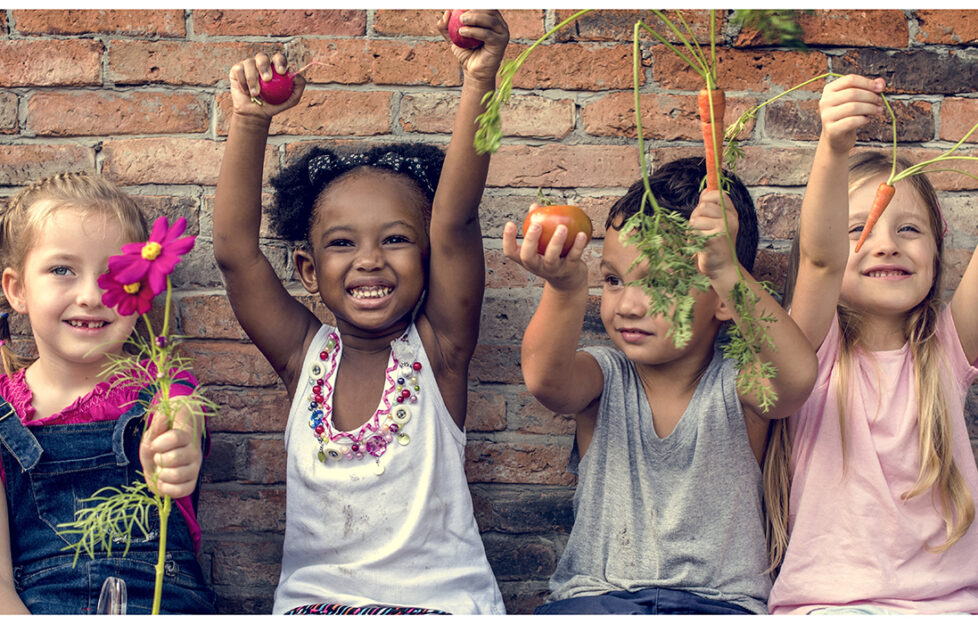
<box><xmin>351</xmin><ymin>287</ymin><xmax>391</xmax><ymax>299</ymax></box>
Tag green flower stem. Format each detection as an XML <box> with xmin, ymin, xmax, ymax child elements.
<box><xmin>151</xmin><ymin>495</ymin><xmax>171</xmax><ymax>615</ymax></box>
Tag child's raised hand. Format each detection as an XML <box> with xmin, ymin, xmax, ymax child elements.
<box><xmin>502</xmin><ymin>206</ymin><xmax>589</xmax><ymax>292</ymax></box>
<box><xmin>690</xmin><ymin>189</ymin><xmax>739</xmax><ymax>280</ymax></box>
<box><xmin>819</xmin><ymin>74</ymin><xmax>885</xmax><ymax>154</ymax></box>
<box><xmin>228</xmin><ymin>52</ymin><xmax>305</xmax><ymax>120</ymax></box>
<box><xmin>139</xmin><ymin>401</ymin><xmax>204</xmax><ymax>499</ymax></box>
<box><xmin>437</xmin><ymin>10</ymin><xmax>510</xmax><ymax>84</ymax></box>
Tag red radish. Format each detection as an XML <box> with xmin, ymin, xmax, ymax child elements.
<box><xmin>698</xmin><ymin>88</ymin><xmax>725</xmax><ymax>191</ymax></box>
<box><xmin>448</xmin><ymin>9</ymin><xmax>483</xmax><ymax>49</ymax></box>
<box><xmin>255</xmin><ymin>61</ymin><xmax>324</xmax><ymax>106</ymax></box>
<box><xmin>854</xmin><ymin>181</ymin><xmax>896</xmax><ymax>253</ymax></box>
<box><xmin>522</xmin><ymin>204</ymin><xmax>593</xmax><ymax>256</ymax></box>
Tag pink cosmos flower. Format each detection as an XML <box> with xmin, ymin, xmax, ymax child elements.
<box><xmin>98</xmin><ymin>273</ymin><xmax>155</xmax><ymax>316</ymax></box>
<box><xmin>108</xmin><ymin>216</ymin><xmax>195</xmax><ymax>296</ymax></box>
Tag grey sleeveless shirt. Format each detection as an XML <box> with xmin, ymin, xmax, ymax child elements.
<box><xmin>547</xmin><ymin>345</ymin><xmax>771</xmax><ymax>614</ymax></box>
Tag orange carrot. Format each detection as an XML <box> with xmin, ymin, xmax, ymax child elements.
<box><xmin>698</xmin><ymin>88</ymin><xmax>725</xmax><ymax>191</ymax></box>
<box><xmin>854</xmin><ymin>181</ymin><xmax>896</xmax><ymax>253</ymax></box>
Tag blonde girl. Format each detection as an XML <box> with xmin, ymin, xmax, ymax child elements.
<box><xmin>766</xmin><ymin>75</ymin><xmax>978</xmax><ymax>614</ymax></box>
<box><xmin>0</xmin><ymin>173</ymin><xmax>214</xmax><ymax>614</ymax></box>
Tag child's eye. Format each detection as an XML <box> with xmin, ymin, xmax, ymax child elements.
<box><xmin>383</xmin><ymin>235</ymin><xmax>410</xmax><ymax>245</ymax></box>
<box><xmin>848</xmin><ymin>224</ymin><xmax>864</xmax><ymax>236</ymax></box>
<box><xmin>898</xmin><ymin>224</ymin><xmax>921</xmax><ymax>234</ymax></box>
<box><xmin>325</xmin><ymin>239</ymin><xmax>353</xmax><ymax>248</ymax></box>
<box><xmin>50</xmin><ymin>266</ymin><xmax>74</xmax><ymax>276</ymax></box>
<box><xmin>603</xmin><ymin>274</ymin><xmax>622</xmax><ymax>288</ymax></box>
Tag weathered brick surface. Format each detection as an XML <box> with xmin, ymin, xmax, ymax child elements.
<box><xmin>192</xmin><ymin>9</ymin><xmax>365</xmax><ymax>37</ymax></box>
<box><xmin>2</xmin><ymin>9</ymin><xmax>977</xmax><ymax>615</ymax></box>
<box><xmin>0</xmin><ymin>40</ymin><xmax>103</xmax><ymax>87</ymax></box>
<box><xmin>13</xmin><ymin>9</ymin><xmax>185</xmax><ymax>37</ymax></box>
<box><xmin>27</xmin><ymin>91</ymin><xmax>209</xmax><ymax>136</ymax></box>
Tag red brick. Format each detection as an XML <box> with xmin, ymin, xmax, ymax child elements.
<box><xmin>511</xmin><ymin>42</ymin><xmax>634</xmax><ymax>91</ymax></box>
<box><xmin>835</xmin><ymin>49</ymin><xmax>978</xmax><ymax>96</ymax></box>
<box><xmin>560</xmin><ymin>9</ymin><xmax>715</xmax><ymax>43</ymax></box>
<box><xmin>467</xmin><ymin>389</ymin><xmax>507</xmax><ymax>432</ymax></box>
<box><xmin>518</xmin><ymin>391</ymin><xmax>576</xmax><ymax>435</ymax></box>
<box><xmin>653</xmin><ymin>47</ymin><xmax>827</xmax><ymax>93</ymax></box>
<box><xmin>201</xmin><ymin>192</ymin><xmax>282</xmax><ymax>239</ymax></box>
<box><xmin>755</xmin><ymin>193</ymin><xmax>802</xmax><ymax>240</ymax></box>
<box><xmin>485</xmin><ymin>250</ymin><xmax>541</xmax><ymax>289</ymax></box>
<box><xmin>216</xmin><ymin>90</ymin><xmax>392</xmax><ymax>137</ymax></box>
<box><xmin>940</xmin><ymin>98</ymin><xmax>978</xmax><ymax>144</ymax></box>
<box><xmin>244</xmin><ymin>437</ymin><xmax>286</xmax><ymax>484</ymax></box>
<box><xmin>101</xmin><ymin>138</ymin><xmax>277</xmax><ymax>186</ymax></box>
<box><xmin>13</xmin><ymin>9</ymin><xmax>185</xmax><ymax>36</ymax></box>
<box><xmin>895</xmin><ymin>146</ymin><xmax>978</xmax><ymax>191</ymax></box>
<box><xmin>178</xmin><ymin>295</ymin><xmax>249</xmax><ymax>340</ymax></box>
<box><xmin>0</xmin><ymin>143</ymin><xmax>95</xmax><ymax>186</ymax></box>
<box><xmin>914</xmin><ymin>10</ymin><xmax>978</xmax><ymax>45</ymax></box>
<box><xmin>367</xmin><ymin>40</ymin><xmax>461</xmax><ymax>87</ymax></box>
<box><xmin>465</xmin><ymin>440</ymin><xmax>575</xmax><ymax>485</ymax></box>
<box><xmin>583</xmin><ymin>92</ymin><xmax>756</xmax><ymax>140</ymax></box>
<box><xmin>193</xmin><ymin>9</ymin><xmax>364</xmax><ymax>36</ymax></box>
<box><xmin>400</xmin><ymin>93</ymin><xmax>573</xmax><ymax>140</ymax></box>
<box><xmin>203</xmin><ymin>386</ymin><xmax>291</xmax><ymax>433</ymax></box>
<box><xmin>289</xmin><ymin>39</ymin><xmax>371</xmax><ymax>85</ymax></box>
<box><xmin>793</xmin><ymin>10</ymin><xmax>908</xmax><ymax>48</ymax></box>
<box><xmin>373</xmin><ymin>9</ymin><xmax>543</xmax><ymax>41</ymax></box>
<box><xmin>198</xmin><ymin>487</ymin><xmax>286</xmax><ymax>533</ymax></box>
<box><xmin>130</xmin><ymin>194</ymin><xmax>199</xmax><ymax>235</ymax></box>
<box><xmin>0</xmin><ymin>40</ymin><xmax>102</xmax><ymax>87</ymax></box>
<box><xmin>206</xmin><ymin>538</ymin><xmax>283</xmax><ymax>586</ymax></box>
<box><xmin>945</xmin><ymin>247</ymin><xmax>973</xmax><ymax>293</ymax></box>
<box><xmin>180</xmin><ymin>340</ymin><xmax>280</xmax><ymax>386</ymax></box>
<box><xmin>470</xmin><ymin>345</ymin><xmax>522</xmax><ymax>384</ymax></box>
<box><xmin>488</xmin><ymin>144</ymin><xmax>639</xmax><ymax>189</ymax></box>
<box><xmin>755</xmin><ymin>249</ymin><xmax>791</xmax><ymax>292</ymax></box>
<box><xmin>108</xmin><ymin>40</ymin><xmax>270</xmax><ymax>86</ymax></box>
<box><xmin>0</xmin><ymin>93</ymin><xmax>17</xmax><ymax>134</ymax></box>
<box><xmin>27</xmin><ymin>91</ymin><xmax>208</xmax><ymax>137</ymax></box>
<box><xmin>652</xmin><ymin>145</ymin><xmax>816</xmax><ymax>188</ymax></box>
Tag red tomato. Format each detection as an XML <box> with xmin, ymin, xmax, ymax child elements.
<box><xmin>522</xmin><ymin>205</ymin><xmax>593</xmax><ymax>256</ymax></box>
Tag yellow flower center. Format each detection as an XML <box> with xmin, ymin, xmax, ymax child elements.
<box><xmin>123</xmin><ymin>282</ymin><xmax>141</xmax><ymax>294</ymax></box>
<box><xmin>141</xmin><ymin>242</ymin><xmax>162</xmax><ymax>261</ymax></box>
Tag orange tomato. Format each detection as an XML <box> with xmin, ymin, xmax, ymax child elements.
<box><xmin>522</xmin><ymin>204</ymin><xmax>593</xmax><ymax>256</ymax></box>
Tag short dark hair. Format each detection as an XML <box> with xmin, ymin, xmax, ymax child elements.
<box><xmin>605</xmin><ymin>157</ymin><xmax>759</xmax><ymax>272</ymax></box>
<box><xmin>269</xmin><ymin>142</ymin><xmax>445</xmax><ymax>243</ymax></box>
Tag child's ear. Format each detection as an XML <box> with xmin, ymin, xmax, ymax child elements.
<box><xmin>293</xmin><ymin>249</ymin><xmax>319</xmax><ymax>294</ymax></box>
<box><xmin>2</xmin><ymin>268</ymin><xmax>26</xmax><ymax>314</ymax></box>
<box><xmin>714</xmin><ymin>296</ymin><xmax>734</xmax><ymax>322</ymax></box>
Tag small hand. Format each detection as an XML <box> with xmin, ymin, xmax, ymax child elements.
<box><xmin>138</xmin><ymin>401</ymin><xmax>203</xmax><ymax>499</ymax></box>
<box><xmin>819</xmin><ymin>74</ymin><xmax>885</xmax><ymax>154</ymax></box>
<box><xmin>228</xmin><ymin>52</ymin><xmax>306</xmax><ymax>120</ymax></box>
<box><xmin>690</xmin><ymin>189</ymin><xmax>739</xmax><ymax>280</ymax></box>
<box><xmin>437</xmin><ymin>9</ymin><xmax>510</xmax><ymax>84</ymax></box>
<box><xmin>502</xmin><ymin>204</ymin><xmax>589</xmax><ymax>292</ymax></box>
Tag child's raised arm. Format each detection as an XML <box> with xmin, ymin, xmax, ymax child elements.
<box><xmin>502</xmin><ymin>214</ymin><xmax>603</xmax><ymax>416</ymax></box>
<box><xmin>420</xmin><ymin>11</ymin><xmax>509</xmax><ymax>369</ymax></box>
<box><xmin>951</xmin><ymin>241</ymin><xmax>978</xmax><ymax>364</ymax></box>
<box><xmin>213</xmin><ymin>52</ymin><xmax>320</xmax><ymax>396</ymax></box>
<box><xmin>691</xmin><ymin>191</ymin><xmax>817</xmax><ymax>421</ymax></box>
<box><xmin>791</xmin><ymin>74</ymin><xmax>885</xmax><ymax>349</ymax></box>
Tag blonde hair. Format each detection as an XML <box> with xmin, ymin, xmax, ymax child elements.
<box><xmin>764</xmin><ymin>152</ymin><xmax>973</xmax><ymax>577</ymax></box>
<box><xmin>0</xmin><ymin>172</ymin><xmax>148</xmax><ymax>375</ymax></box>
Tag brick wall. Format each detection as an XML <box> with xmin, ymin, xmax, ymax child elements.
<box><xmin>1</xmin><ymin>9</ymin><xmax>977</xmax><ymax>614</ymax></box>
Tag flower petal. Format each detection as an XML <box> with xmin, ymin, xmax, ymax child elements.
<box><xmin>148</xmin><ymin>216</ymin><xmax>169</xmax><ymax>243</ymax></box>
<box><xmin>162</xmin><ymin>217</ymin><xmax>188</xmax><ymax>244</ymax></box>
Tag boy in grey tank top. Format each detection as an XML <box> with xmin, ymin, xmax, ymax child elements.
<box><xmin>501</xmin><ymin>158</ymin><xmax>817</xmax><ymax>614</ymax></box>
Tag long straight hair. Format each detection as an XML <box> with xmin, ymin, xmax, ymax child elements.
<box><xmin>764</xmin><ymin>152</ymin><xmax>973</xmax><ymax>576</ymax></box>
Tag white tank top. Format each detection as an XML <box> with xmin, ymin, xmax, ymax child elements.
<box><xmin>273</xmin><ymin>323</ymin><xmax>504</xmax><ymax>615</ymax></box>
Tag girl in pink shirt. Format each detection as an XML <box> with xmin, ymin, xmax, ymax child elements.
<box><xmin>765</xmin><ymin>74</ymin><xmax>978</xmax><ymax>614</ymax></box>
<box><xmin>0</xmin><ymin>173</ymin><xmax>214</xmax><ymax>614</ymax></box>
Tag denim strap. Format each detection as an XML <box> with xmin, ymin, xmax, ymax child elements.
<box><xmin>110</xmin><ymin>385</ymin><xmax>156</xmax><ymax>466</ymax></box>
<box><xmin>0</xmin><ymin>398</ymin><xmax>42</xmax><ymax>472</ymax></box>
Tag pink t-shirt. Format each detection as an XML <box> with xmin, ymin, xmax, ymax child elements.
<box><xmin>769</xmin><ymin>306</ymin><xmax>978</xmax><ymax>614</ymax></box>
<box><xmin>0</xmin><ymin>366</ymin><xmax>203</xmax><ymax>552</ymax></box>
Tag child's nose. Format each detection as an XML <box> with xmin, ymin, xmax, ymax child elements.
<box><xmin>617</xmin><ymin>285</ymin><xmax>649</xmax><ymax>317</ymax></box>
<box><xmin>76</xmin><ymin>275</ymin><xmax>105</xmax><ymax>307</ymax></box>
<box><xmin>353</xmin><ymin>244</ymin><xmax>383</xmax><ymax>270</ymax></box>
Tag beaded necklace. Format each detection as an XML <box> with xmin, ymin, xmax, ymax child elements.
<box><xmin>305</xmin><ymin>330</ymin><xmax>421</xmax><ymax>476</ymax></box>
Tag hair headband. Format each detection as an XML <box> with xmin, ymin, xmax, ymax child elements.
<box><xmin>307</xmin><ymin>151</ymin><xmax>436</xmax><ymax>198</ymax></box>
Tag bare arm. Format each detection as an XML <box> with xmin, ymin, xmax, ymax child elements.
<box><xmin>213</xmin><ymin>53</ymin><xmax>320</xmax><ymax>396</ymax></box>
<box><xmin>420</xmin><ymin>11</ymin><xmax>509</xmax><ymax>367</ymax></box>
<box><xmin>790</xmin><ymin>74</ymin><xmax>886</xmax><ymax>349</ymax></box>
<box><xmin>502</xmin><ymin>217</ymin><xmax>604</xmax><ymax>415</ymax></box>
<box><xmin>950</xmin><ymin>242</ymin><xmax>978</xmax><ymax>364</ymax></box>
<box><xmin>692</xmin><ymin>190</ymin><xmax>817</xmax><ymax>421</ymax></box>
<box><xmin>0</xmin><ymin>483</ymin><xmax>30</xmax><ymax>614</ymax></box>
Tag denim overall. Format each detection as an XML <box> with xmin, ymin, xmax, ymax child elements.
<box><xmin>0</xmin><ymin>390</ymin><xmax>216</xmax><ymax>614</ymax></box>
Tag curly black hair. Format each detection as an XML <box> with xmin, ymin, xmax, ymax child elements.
<box><xmin>269</xmin><ymin>142</ymin><xmax>446</xmax><ymax>243</ymax></box>
<box><xmin>606</xmin><ymin>157</ymin><xmax>759</xmax><ymax>272</ymax></box>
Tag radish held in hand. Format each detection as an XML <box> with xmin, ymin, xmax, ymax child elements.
<box><xmin>251</xmin><ymin>61</ymin><xmax>324</xmax><ymax>107</ymax></box>
<box><xmin>449</xmin><ymin>10</ymin><xmax>483</xmax><ymax>49</ymax></box>
<box><xmin>523</xmin><ymin>204</ymin><xmax>593</xmax><ymax>256</ymax></box>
